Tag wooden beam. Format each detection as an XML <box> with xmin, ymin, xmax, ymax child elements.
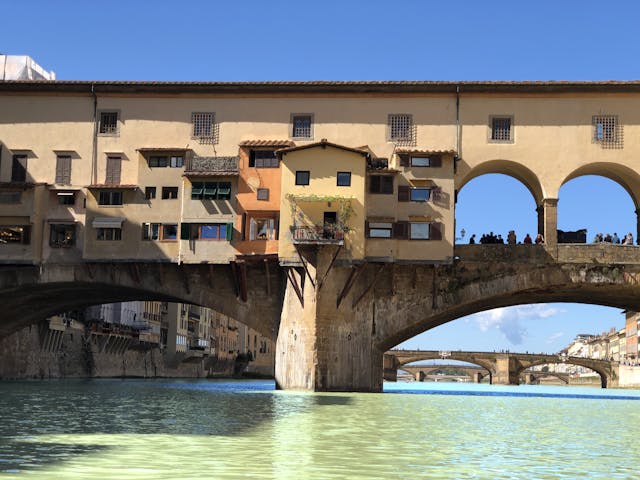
<box><xmin>352</xmin><ymin>264</ymin><xmax>385</xmax><ymax>309</ymax></box>
<box><xmin>286</xmin><ymin>267</ymin><xmax>304</xmax><ymax>307</ymax></box>
<box><xmin>293</xmin><ymin>243</ymin><xmax>316</xmax><ymax>289</ymax></box>
<box><xmin>317</xmin><ymin>244</ymin><xmax>342</xmax><ymax>292</ymax></box>
<box><xmin>238</xmin><ymin>261</ymin><xmax>248</xmax><ymax>302</ymax></box>
<box><xmin>336</xmin><ymin>263</ymin><xmax>365</xmax><ymax>308</ymax></box>
<box><xmin>264</xmin><ymin>259</ymin><xmax>271</xmax><ymax>296</ymax></box>
<box><xmin>230</xmin><ymin>261</ymin><xmax>240</xmax><ymax>298</ymax></box>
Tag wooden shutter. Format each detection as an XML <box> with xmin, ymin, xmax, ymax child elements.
<box><xmin>275</xmin><ymin>213</ymin><xmax>280</xmax><ymax>240</ymax></box>
<box><xmin>180</xmin><ymin>223</ymin><xmax>190</xmax><ymax>240</ymax></box>
<box><xmin>393</xmin><ymin>221</ymin><xmax>409</xmax><ymax>239</ymax></box>
<box><xmin>105</xmin><ymin>156</ymin><xmax>121</xmax><ymax>184</ymax></box>
<box><xmin>369</xmin><ymin>175</ymin><xmax>381</xmax><ymax>193</ymax></box>
<box><xmin>241</xmin><ymin>213</ymin><xmax>247</xmax><ymax>240</ymax></box>
<box><xmin>226</xmin><ymin>223</ymin><xmax>233</xmax><ymax>241</ymax></box>
<box><xmin>430</xmin><ymin>155</ymin><xmax>442</xmax><ymax>168</ymax></box>
<box><xmin>398</xmin><ymin>154</ymin><xmax>410</xmax><ymax>167</ymax></box>
<box><xmin>22</xmin><ymin>225</ymin><xmax>31</xmax><ymax>245</ymax></box>
<box><xmin>398</xmin><ymin>185</ymin><xmax>410</xmax><ymax>202</ymax></box>
<box><xmin>56</xmin><ymin>156</ymin><xmax>72</xmax><ymax>184</ymax></box>
<box><xmin>382</xmin><ymin>176</ymin><xmax>394</xmax><ymax>194</ymax></box>
<box><xmin>365</xmin><ymin>220</ymin><xmax>370</xmax><ymax>238</ymax></box>
<box><xmin>429</xmin><ymin>222</ymin><xmax>443</xmax><ymax>241</ymax></box>
<box><xmin>249</xmin><ymin>150</ymin><xmax>256</xmax><ymax>167</ymax></box>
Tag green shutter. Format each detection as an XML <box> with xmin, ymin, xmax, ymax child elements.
<box><xmin>226</xmin><ymin>223</ymin><xmax>233</xmax><ymax>241</ymax></box>
<box><xmin>180</xmin><ymin>223</ymin><xmax>190</xmax><ymax>240</ymax></box>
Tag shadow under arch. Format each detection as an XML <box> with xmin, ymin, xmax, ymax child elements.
<box><xmin>521</xmin><ymin>368</ymin><xmax>569</xmax><ymax>384</ymax></box>
<box><xmin>402</xmin><ymin>361</ymin><xmax>492</xmax><ymax>383</ymax></box>
<box><xmin>457</xmin><ymin>159</ymin><xmax>545</xmax><ymax>206</ymax></box>
<box><xmin>519</xmin><ymin>359</ymin><xmax>608</xmax><ymax>388</ymax></box>
<box><xmin>398</xmin><ymin>354</ymin><xmax>496</xmax><ymax>378</ymax></box>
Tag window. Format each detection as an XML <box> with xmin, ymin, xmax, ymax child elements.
<box><xmin>249</xmin><ymin>150</ymin><xmax>278</xmax><ymax>168</ymax></box>
<box><xmin>99</xmin><ymin>111</ymin><xmax>119</xmax><ymax>135</ymax></box>
<box><xmin>142</xmin><ymin>222</ymin><xmax>160</xmax><ymax>240</ymax></box>
<box><xmin>369</xmin><ymin>175</ymin><xmax>393</xmax><ymax>194</ymax></box>
<box><xmin>11</xmin><ymin>155</ymin><xmax>27</xmax><ymax>182</ymax></box>
<box><xmin>97</xmin><ymin>228</ymin><xmax>122</xmax><ymax>241</ymax></box>
<box><xmin>291</xmin><ymin>114</ymin><xmax>313</xmax><ymax>139</ymax></box>
<box><xmin>250</xmin><ymin>218</ymin><xmax>275</xmax><ymax>240</ymax></box>
<box><xmin>162</xmin><ymin>224</ymin><xmax>178</xmax><ymax>241</ymax></box>
<box><xmin>388</xmin><ymin>114</ymin><xmax>413</xmax><ymax>143</ymax></box>
<box><xmin>105</xmin><ymin>156</ymin><xmax>122</xmax><ymax>184</ymax></box>
<box><xmin>55</xmin><ymin>155</ymin><xmax>72</xmax><ymax>184</ymax></box>
<box><xmin>367</xmin><ymin>222</ymin><xmax>393</xmax><ymax>238</ymax></box>
<box><xmin>148</xmin><ymin>156</ymin><xmax>184</xmax><ymax>168</ymax></box>
<box><xmin>410</xmin><ymin>188</ymin><xmax>431</xmax><ymax>202</ymax></box>
<box><xmin>295</xmin><ymin>171</ymin><xmax>310</xmax><ymax>186</ymax></box>
<box><xmin>50</xmin><ymin>224</ymin><xmax>75</xmax><ymax>248</ymax></box>
<box><xmin>337</xmin><ymin>172</ymin><xmax>351</xmax><ymax>187</ymax></box>
<box><xmin>257</xmin><ymin>188</ymin><xmax>269</xmax><ymax>201</ymax></box>
<box><xmin>98</xmin><ymin>191</ymin><xmax>123</xmax><ymax>206</ymax></box>
<box><xmin>190</xmin><ymin>182</ymin><xmax>231</xmax><ymax>200</ymax></box>
<box><xmin>162</xmin><ymin>187</ymin><xmax>179</xmax><ymax>199</ymax></box>
<box><xmin>192</xmin><ymin>112</ymin><xmax>215</xmax><ymax>138</ymax></box>
<box><xmin>0</xmin><ymin>191</ymin><xmax>21</xmax><ymax>204</ymax></box>
<box><xmin>593</xmin><ymin>115</ymin><xmax>621</xmax><ymax>147</ymax></box>
<box><xmin>490</xmin><ymin>116</ymin><xmax>512</xmax><ymax>142</ymax></box>
<box><xmin>408</xmin><ymin>222</ymin><xmax>442</xmax><ymax>241</ymax></box>
<box><xmin>0</xmin><ymin>225</ymin><xmax>31</xmax><ymax>244</ymax></box>
<box><xmin>145</xmin><ymin>187</ymin><xmax>156</xmax><ymax>200</ymax></box>
<box><xmin>181</xmin><ymin>223</ymin><xmax>231</xmax><ymax>241</ymax></box>
<box><xmin>57</xmin><ymin>192</ymin><xmax>75</xmax><ymax>205</ymax></box>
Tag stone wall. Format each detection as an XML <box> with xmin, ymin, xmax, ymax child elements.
<box><xmin>618</xmin><ymin>365</ymin><xmax>640</xmax><ymax>387</ymax></box>
<box><xmin>0</xmin><ymin>323</ymin><xmax>241</xmax><ymax>380</ymax></box>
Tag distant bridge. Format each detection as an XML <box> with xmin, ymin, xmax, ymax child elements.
<box><xmin>385</xmin><ymin>349</ymin><xmax>618</xmax><ymax>388</ymax></box>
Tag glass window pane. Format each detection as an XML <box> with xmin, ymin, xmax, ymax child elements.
<box><xmin>411</xmin><ymin>157</ymin><xmax>430</xmax><ymax>167</ymax></box>
<box><xmin>201</xmin><ymin>225</ymin><xmax>218</xmax><ymax>239</ymax></box>
<box><xmin>370</xmin><ymin>229</ymin><xmax>392</xmax><ymax>238</ymax></box>
<box><xmin>163</xmin><ymin>224</ymin><xmax>178</xmax><ymax>240</ymax></box>
<box><xmin>410</xmin><ymin>223</ymin><xmax>430</xmax><ymax>239</ymax></box>
<box><xmin>410</xmin><ymin>188</ymin><xmax>431</xmax><ymax>202</ymax></box>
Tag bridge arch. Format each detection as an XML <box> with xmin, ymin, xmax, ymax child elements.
<box><xmin>517</xmin><ymin>359</ymin><xmax>611</xmax><ymax>388</ymax></box>
<box><xmin>457</xmin><ymin>159</ymin><xmax>545</xmax><ymax>206</ymax></box>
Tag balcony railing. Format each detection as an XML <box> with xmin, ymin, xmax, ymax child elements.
<box><xmin>185</xmin><ymin>156</ymin><xmax>239</xmax><ymax>175</ymax></box>
<box><xmin>367</xmin><ymin>158</ymin><xmax>389</xmax><ymax>170</ymax></box>
<box><xmin>291</xmin><ymin>224</ymin><xmax>345</xmax><ymax>245</ymax></box>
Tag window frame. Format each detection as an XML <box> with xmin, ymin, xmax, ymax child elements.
<box><xmin>337</xmin><ymin>171</ymin><xmax>352</xmax><ymax>187</ymax></box>
<box><xmin>98</xmin><ymin>110</ymin><xmax>120</xmax><ymax>136</ymax></box>
<box><xmin>489</xmin><ymin>115</ymin><xmax>514</xmax><ymax>143</ymax></box>
<box><xmin>290</xmin><ymin>113</ymin><xmax>314</xmax><ymax>140</ymax></box>
<box><xmin>49</xmin><ymin>223</ymin><xmax>76</xmax><ymax>248</ymax></box>
<box><xmin>145</xmin><ymin>187</ymin><xmax>156</xmax><ymax>200</ymax></box>
<box><xmin>0</xmin><ymin>225</ymin><xmax>31</xmax><ymax>245</ymax></box>
<box><xmin>55</xmin><ymin>155</ymin><xmax>72</xmax><ymax>184</ymax></box>
<box><xmin>409</xmin><ymin>187</ymin><xmax>432</xmax><ymax>202</ymax></box>
<box><xmin>0</xmin><ymin>191</ymin><xmax>22</xmax><ymax>204</ymax></box>
<box><xmin>295</xmin><ymin>171</ymin><xmax>310</xmax><ymax>186</ymax></box>
<box><xmin>191</xmin><ymin>112</ymin><xmax>216</xmax><ymax>139</ymax></box>
<box><xmin>190</xmin><ymin>181</ymin><xmax>231</xmax><ymax>201</ymax></box>
<box><xmin>256</xmin><ymin>188</ymin><xmax>269</xmax><ymax>201</ymax></box>
<box><xmin>409</xmin><ymin>222</ymin><xmax>431</xmax><ymax>240</ymax></box>
<box><xmin>98</xmin><ymin>190</ymin><xmax>123</xmax><ymax>206</ymax></box>
<box><xmin>96</xmin><ymin>227</ymin><xmax>122</xmax><ymax>241</ymax></box>
<box><xmin>366</xmin><ymin>221</ymin><xmax>393</xmax><ymax>239</ymax></box>
<box><xmin>369</xmin><ymin>175</ymin><xmax>394</xmax><ymax>195</ymax></box>
<box><xmin>249</xmin><ymin>150</ymin><xmax>279</xmax><ymax>168</ymax></box>
<box><xmin>388</xmin><ymin>113</ymin><xmax>414</xmax><ymax>143</ymax></box>
<box><xmin>249</xmin><ymin>217</ymin><xmax>276</xmax><ymax>241</ymax></box>
<box><xmin>161</xmin><ymin>187</ymin><xmax>179</xmax><ymax>200</ymax></box>
<box><xmin>148</xmin><ymin>155</ymin><xmax>184</xmax><ymax>168</ymax></box>
<box><xmin>142</xmin><ymin>222</ymin><xmax>161</xmax><ymax>241</ymax></box>
<box><xmin>161</xmin><ymin>223</ymin><xmax>178</xmax><ymax>241</ymax></box>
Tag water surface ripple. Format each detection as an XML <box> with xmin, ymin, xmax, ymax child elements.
<box><xmin>0</xmin><ymin>379</ymin><xmax>638</xmax><ymax>479</ymax></box>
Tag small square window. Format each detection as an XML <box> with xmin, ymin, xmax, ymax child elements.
<box><xmin>99</xmin><ymin>111</ymin><xmax>119</xmax><ymax>135</ymax></box>
<box><xmin>57</xmin><ymin>192</ymin><xmax>75</xmax><ymax>205</ymax></box>
<box><xmin>145</xmin><ymin>187</ymin><xmax>156</xmax><ymax>200</ymax></box>
<box><xmin>291</xmin><ymin>114</ymin><xmax>313</xmax><ymax>139</ymax></box>
<box><xmin>250</xmin><ymin>150</ymin><xmax>278</xmax><ymax>168</ymax></box>
<box><xmin>337</xmin><ymin>172</ymin><xmax>351</xmax><ymax>187</ymax></box>
<box><xmin>50</xmin><ymin>224</ymin><xmax>75</xmax><ymax>247</ymax></box>
<box><xmin>388</xmin><ymin>114</ymin><xmax>414</xmax><ymax>143</ymax></box>
<box><xmin>257</xmin><ymin>188</ymin><xmax>269</xmax><ymax>201</ymax></box>
<box><xmin>410</xmin><ymin>222</ymin><xmax>430</xmax><ymax>240</ymax></box>
<box><xmin>162</xmin><ymin>187</ymin><xmax>179</xmax><ymax>200</ymax></box>
<box><xmin>490</xmin><ymin>116</ymin><xmax>512</xmax><ymax>142</ymax></box>
<box><xmin>295</xmin><ymin>171</ymin><xmax>310</xmax><ymax>186</ymax></box>
<box><xmin>162</xmin><ymin>224</ymin><xmax>178</xmax><ymax>240</ymax></box>
<box><xmin>367</xmin><ymin>222</ymin><xmax>393</xmax><ymax>238</ymax></box>
<box><xmin>142</xmin><ymin>222</ymin><xmax>160</xmax><ymax>240</ymax></box>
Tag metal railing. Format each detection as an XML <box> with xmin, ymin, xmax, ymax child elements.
<box><xmin>185</xmin><ymin>156</ymin><xmax>239</xmax><ymax>174</ymax></box>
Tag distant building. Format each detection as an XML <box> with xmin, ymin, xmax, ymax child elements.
<box><xmin>0</xmin><ymin>55</ymin><xmax>55</xmax><ymax>80</ymax></box>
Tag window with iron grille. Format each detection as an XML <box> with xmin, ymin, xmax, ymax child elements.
<box><xmin>490</xmin><ymin>116</ymin><xmax>512</xmax><ymax>142</ymax></box>
<box><xmin>291</xmin><ymin>114</ymin><xmax>313</xmax><ymax>139</ymax></box>
<box><xmin>388</xmin><ymin>114</ymin><xmax>414</xmax><ymax>143</ymax></box>
<box><xmin>593</xmin><ymin>115</ymin><xmax>622</xmax><ymax>148</ymax></box>
<box><xmin>192</xmin><ymin>112</ymin><xmax>215</xmax><ymax>138</ymax></box>
<box><xmin>257</xmin><ymin>188</ymin><xmax>269</xmax><ymax>201</ymax></box>
<box><xmin>249</xmin><ymin>150</ymin><xmax>278</xmax><ymax>168</ymax></box>
<box><xmin>55</xmin><ymin>155</ymin><xmax>72</xmax><ymax>184</ymax></box>
<box><xmin>99</xmin><ymin>111</ymin><xmax>119</xmax><ymax>135</ymax></box>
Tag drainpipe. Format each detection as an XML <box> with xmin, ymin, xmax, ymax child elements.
<box><xmin>91</xmin><ymin>84</ymin><xmax>98</xmax><ymax>185</ymax></box>
<box><xmin>178</xmin><ymin>175</ymin><xmax>185</xmax><ymax>265</ymax></box>
<box><xmin>455</xmin><ymin>85</ymin><xmax>461</xmax><ymax>174</ymax></box>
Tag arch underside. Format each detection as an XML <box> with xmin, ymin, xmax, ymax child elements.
<box><xmin>522</xmin><ymin>359</ymin><xmax>607</xmax><ymax>380</ymax></box>
<box><xmin>401</xmin><ymin>355</ymin><xmax>495</xmax><ymax>374</ymax></box>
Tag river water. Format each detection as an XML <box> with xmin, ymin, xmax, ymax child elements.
<box><xmin>1</xmin><ymin>379</ymin><xmax>639</xmax><ymax>479</ymax></box>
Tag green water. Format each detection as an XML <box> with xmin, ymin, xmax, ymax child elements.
<box><xmin>1</xmin><ymin>379</ymin><xmax>639</xmax><ymax>479</ymax></box>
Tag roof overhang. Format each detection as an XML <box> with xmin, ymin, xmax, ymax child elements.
<box><xmin>92</xmin><ymin>217</ymin><xmax>124</xmax><ymax>228</ymax></box>
<box><xmin>87</xmin><ymin>184</ymin><xmax>138</xmax><ymax>190</ymax></box>
<box><xmin>277</xmin><ymin>139</ymin><xmax>370</xmax><ymax>159</ymax></box>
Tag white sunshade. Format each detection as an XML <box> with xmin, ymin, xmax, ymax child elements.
<box><xmin>92</xmin><ymin>217</ymin><xmax>124</xmax><ymax>228</ymax></box>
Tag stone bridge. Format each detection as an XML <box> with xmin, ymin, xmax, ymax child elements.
<box><xmin>400</xmin><ymin>364</ymin><xmax>490</xmax><ymax>383</ymax></box>
<box><xmin>2</xmin><ymin>243</ymin><xmax>640</xmax><ymax>391</ymax></box>
<box><xmin>384</xmin><ymin>349</ymin><xmax>618</xmax><ymax>388</ymax></box>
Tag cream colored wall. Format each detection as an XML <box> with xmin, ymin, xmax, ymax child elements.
<box><xmin>278</xmin><ymin>147</ymin><xmax>367</xmax><ymax>261</ymax></box>
<box><xmin>457</xmin><ymin>93</ymin><xmax>640</xmax><ymax>203</ymax></box>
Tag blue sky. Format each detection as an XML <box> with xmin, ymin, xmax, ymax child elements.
<box><xmin>3</xmin><ymin>0</ymin><xmax>638</xmax><ymax>353</ymax></box>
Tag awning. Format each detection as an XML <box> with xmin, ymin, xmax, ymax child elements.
<box><xmin>57</xmin><ymin>192</ymin><xmax>75</xmax><ymax>196</ymax></box>
<box><xmin>92</xmin><ymin>217</ymin><xmax>124</xmax><ymax>228</ymax></box>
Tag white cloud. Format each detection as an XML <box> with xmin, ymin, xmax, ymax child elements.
<box><xmin>546</xmin><ymin>331</ymin><xmax>565</xmax><ymax>344</ymax></box>
<box><xmin>469</xmin><ymin>304</ymin><xmax>564</xmax><ymax>345</ymax></box>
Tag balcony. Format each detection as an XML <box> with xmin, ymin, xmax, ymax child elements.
<box><xmin>185</xmin><ymin>156</ymin><xmax>239</xmax><ymax>176</ymax></box>
<box><xmin>291</xmin><ymin>224</ymin><xmax>345</xmax><ymax>245</ymax></box>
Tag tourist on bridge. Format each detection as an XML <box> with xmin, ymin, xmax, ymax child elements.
<box><xmin>523</xmin><ymin>233</ymin><xmax>532</xmax><ymax>244</ymax></box>
<box><xmin>593</xmin><ymin>233</ymin><xmax>604</xmax><ymax>243</ymax></box>
<box><xmin>469</xmin><ymin>234</ymin><xmax>476</xmax><ymax>244</ymax></box>
<box><xmin>612</xmin><ymin>232</ymin><xmax>620</xmax><ymax>244</ymax></box>
<box><xmin>623</xmin><ymin>232</ymin><xmax>634</xmax><ymax>245</ymax></box>
<box><xmin>535</xmin><ymin>234</ymin><xmax>545</xmax><ymax>245</ymax></box>
<box><xmin>507</xmin><ymin>230</ymin><xmax>516</xmax><ymax>245</ymax></box>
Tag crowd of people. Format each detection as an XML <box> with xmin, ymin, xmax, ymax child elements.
<box><xmin>468</xmin><ymin>231</ymin><xmax>544</xmax><ymax>245</ymax></box>
<box><xmin>592</xmin><ymin>232</ymin><xmax>634</xmax><ymax>245</ymax></box>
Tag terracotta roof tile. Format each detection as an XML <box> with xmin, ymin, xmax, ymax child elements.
<box><xmin>239</xmin><ymin>140</ymin><xmax>295</xmax><ymax>147</ymax></box>
<box><xmin>395</xmin><ymin>149</ymin><xmax>457</xmax><ymax>155</ymax></box>
<box><xmin>87</xmin><ymin>184</ymin><xmax>138</xmax><ymax>189</ymax></box>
